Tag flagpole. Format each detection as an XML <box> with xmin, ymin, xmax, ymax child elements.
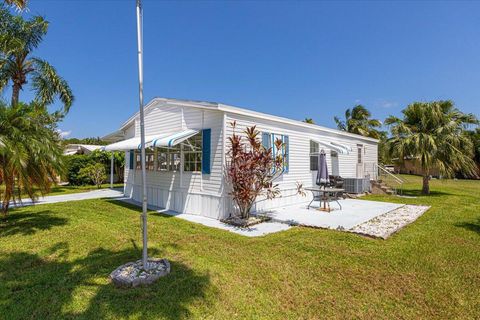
<box><xmin>136</xmin><ymin>0</ymin><xmax>148</xmax><ymax>269</ymax></box>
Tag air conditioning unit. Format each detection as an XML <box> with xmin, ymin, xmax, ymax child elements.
<box><xmin>343</xmin><ymin>177</ymin><xmax>371</xmax><ymax>194</ymax></box>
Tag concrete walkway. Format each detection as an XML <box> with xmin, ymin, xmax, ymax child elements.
<box><xmin>8</xmin><ymin>188</ymin><xmax>125</xmax><ymax>208</ymax></box>
<box><xmin>119</xmin><ymin>198</ymin><xmax>292</xmax><ymax>237</ymax></box>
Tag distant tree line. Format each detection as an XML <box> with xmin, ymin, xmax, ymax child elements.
<box><xmin>63</xmin><ymin>137</ymin><xmax>108</xmax><ymax>146</ymax></box>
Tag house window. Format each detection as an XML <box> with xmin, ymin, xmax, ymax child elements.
<box><xmin>262</xmin><ymin>132</ymin><xmax>289</xmax><ymax>172</ymax></box>
<box><xmin>157</xmin><ymin>148</ymin><xmax>168</xmax><ymax>171</ymax></box>
<box><xmin>310</xmin><ymin>140</ymin><xmax>319</xmax><ymax>171</ymax></box>
<box><xmin>135</xmin><ymin>150</ymin><xmax>155</xmax><ymax>170</ymax></box>
<box><xmin>170</xmin><ymin>147</ymin><xmax>181</xmax><ymax>171</ymax></box>
<box><xmin>146</xmin><ymin>151</ymin><xmax>155</xmax><ymax>171</ymax></box>
<box><xmin>357</xmin><ymin>144</ymin><xmax>363</xmax><ymax>164</ymax></box>
<box><xmin>156</xmin><ymin>145</ymin><xmax>180</xmax><ymax>171</ymax></box>
<box><xmin>183</xmin><ymin>133</ymin><xmax>202</xmax><ymax>172</ymax></box>
<box><xmin>135</xmin><ymin>152</ymin><xmax>141</xmax><ymax>170</ymax></box>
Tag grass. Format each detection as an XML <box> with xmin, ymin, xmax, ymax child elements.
<box><xmin>0</xmin><ymin>176</ymin><xmax>478</xmax><ymax>319</ymax></box>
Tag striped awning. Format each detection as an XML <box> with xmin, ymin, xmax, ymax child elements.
<box><xmin>104</xmin><ymin>129</ymin><xmax>199</xmax><ymax>151</ymax></box>
<box><xmin>330</xmin><ymin>142</ymin><xmax>352</xmax><ymax>154</ymax></box>
<box><xmin>149</xmin><ymin>129</ymin><xmax>199</xmax><ymax>148</ymax></box>
<box><xmin>103</xmin><ymin>135</ymin><xmax>156</xmax><ymax>151</ymax></box>
<box><xmin>315</xmin><ymin>140</ymin><xmax>351</xmax><ymax>155</ymax></box>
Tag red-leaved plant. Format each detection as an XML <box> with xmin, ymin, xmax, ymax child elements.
<box><xmin>226</xmin><ymin>121</ymin><xmax>285</xmax><ymax>219</ymax></box>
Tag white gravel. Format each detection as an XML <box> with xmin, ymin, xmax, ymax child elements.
<box><xmin>349</xmin><ymin>204</ymin><xmax>430</xmax><ymax>239</ymax></box>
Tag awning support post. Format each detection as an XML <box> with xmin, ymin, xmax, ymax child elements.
<box><xmin>110</xmin><ymin>152</ymin><xmax>114</xmax><ymax>188</ymax></box>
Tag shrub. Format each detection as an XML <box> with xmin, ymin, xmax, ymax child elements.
<box><xmin>78</xmin><ymin>163</ymin><xmax>107</xmax><ymax>188</ymax></box>
<box><xmin>226</xmin><ymin>122</ymin><xmax>285</xmax><ymax>219</ymax></box>
<box><xmin>64</xmin><ymin>154</ymin><xmax>94</xmax><ymax>185</ymax></box>
<box><xmin>64</xmin><ymin>151</ymin><xmax>124</xmax><ymax>185</ymax></box>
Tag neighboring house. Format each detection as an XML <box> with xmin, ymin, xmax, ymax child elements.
<box><xmin>393</xmin><ymin>157</ymin><xmax>440</xmax><ymax>177</ymax></box>
<box><xmin>104</xmin><ymin>97</ymin><xmax>378</xmax><ymax>219</ymax></box>
<box><xmin>64</xmin><ymin>144</ymin><xmax>103</xmax><ymax>155</ymax></box>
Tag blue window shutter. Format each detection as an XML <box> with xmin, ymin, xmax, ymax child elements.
<box><xmin>129</xmin><ymin>150</ymin><xmax>134</xmax><ymax>169</ymax></box>
<box><xmin>202</xmin><ymin>129</ymin><xmax>211</xmax><ymax>174</ymax></box>
<box><xmin>262</xmin><ymin>132</ymin><xmax>271</xmax><ymax>149</ymax></box>
<box><xmin>284</xmin><ymin>135</ymin><xmax>289</xmax><ymax>172</ymax></box>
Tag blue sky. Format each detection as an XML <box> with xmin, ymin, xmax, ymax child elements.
<box><xmin>7</xmin><ymin>0</ymin><xmax>480</xmax><ymax>138</ymax></box>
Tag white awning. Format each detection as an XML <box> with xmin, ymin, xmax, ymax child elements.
<box><xmin>316</xmin><ymin>140</ymin><xmax>350</xmax><ymax>155</ymax></box>
<box><xmin>330</xmin><ymin>142</ymin><xmax>352</xmax><ymax>153</ymax></box>
<box><xmin>104</xmin><ymin>135</ymin><xmax>158</xmax><ymax>151</ymax></box>
<box><xmin>104</xmin><ymin>130</ymin><xmax>199</xmax><ymax>151</ymax></box>
<box><xmin>149</xmin><ymin>129</ymin><xmax>199</xmax><ymax>148</ymax></box>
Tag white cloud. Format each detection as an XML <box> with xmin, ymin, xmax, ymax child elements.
<box><xmin>376</xmin><ymin>99</ymin><xmax>399</xmax><ymax>109</ymax></box>
<box><xmin>57</xmin><ymin>129</ymin><xmax>72</xmax><ymax>139</ymax></box>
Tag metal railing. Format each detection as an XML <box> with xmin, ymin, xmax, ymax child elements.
<box><xmin>374</xmin><ymin>163</ymin><xmax>404</xmax><ymax>195</ymax></box>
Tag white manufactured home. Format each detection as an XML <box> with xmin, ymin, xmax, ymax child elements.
<box><xmin>104</xmin><ymin>97</ymin><xmax>378</xmax><ymax>220</ymax></box>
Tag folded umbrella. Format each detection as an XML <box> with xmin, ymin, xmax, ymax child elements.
<box><xmin>316</xmin><ymin>150</ymin><xmax>329</xmax><ymax>187</ymax></box>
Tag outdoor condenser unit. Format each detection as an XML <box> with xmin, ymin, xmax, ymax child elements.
<box><xmin>343</xmin><ymin>177</ymin><xmax>371</xmax><ymax>194</ymax></box>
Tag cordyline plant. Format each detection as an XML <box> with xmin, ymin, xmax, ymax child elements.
<box><xmin>226</xmin><ymin>122</ymin><xmax>285</xmax><ymax>219</ymax></box>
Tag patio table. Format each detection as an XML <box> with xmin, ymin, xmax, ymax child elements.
<box><xmin>305</xmin><ymin>187</ymin><xmax>345</xmax><ymax>212</ymax></box>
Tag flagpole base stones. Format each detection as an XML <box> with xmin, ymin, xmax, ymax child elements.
<box><xmin>110</xmin><ymin>258</ymin><xmax>170</xmax><ymax>288</ymax></box>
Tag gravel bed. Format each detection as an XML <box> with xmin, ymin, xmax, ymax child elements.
<box><xmin>349</xmin><ymin>204</ymin><xmax>430</xmax><ymax>239</ymax></box>
<box><xmin>110</xmin><ymin>258</ymin><xmax>170</xmax><ymax>288</ymax></box>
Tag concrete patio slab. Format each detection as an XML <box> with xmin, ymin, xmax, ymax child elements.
<box><xmin>262</xmin><ymin>199</ymin><xmax>405</xmax><ymax>230</ymax></box>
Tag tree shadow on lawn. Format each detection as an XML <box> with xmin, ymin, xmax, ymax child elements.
<box><xmin>455</xmin><ymin>218</ymin><xmax>480</xmax><ymax>236</ymax></box>
<box><xmin>400</xmin><ymin>189</ymin><xmax>452</xmax><ymax>198</ymax></box>
<box><xmin>104</xmin><ymin>199</ymin><xmax>178</xmax><ymax>219</ymax></box>
<box><xmin>0</xmin><ymin>210</ymin><xmax>68</xmax><ymax>237</ymax></box>
<box><xmin>0</xmin><ymin>243</ymin><xmax>213</xmax><ymax>320</ymax></box>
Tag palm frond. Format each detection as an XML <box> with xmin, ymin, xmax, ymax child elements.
<box><xmin>31</xmin><ymin>58</ymin><xmax>74</xmax><ymax>113</ymax></box>
<box><xmin>4</xmin><ymin>0</ymin><xmax>27</xmax><ymax>10</ymax></box>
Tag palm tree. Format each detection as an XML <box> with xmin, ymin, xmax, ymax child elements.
<box><xmin>0</xmin><ymin>7</ymin><xmax>73</xmax><ymax>112</ymax></box>
<box><xmin>0</xmin><ymin>100</ymin><xmax>64</xmax><ymax>216</ymax></box>
<box><xmin>3</xmin><ymin>0</ymin><xmax>27</xmax><ymax>10</ymax></box>
<box><xmin>334</xmin><ymin>105</ymin><xmax>382</xmax><ymax>139</ymax></box>
<box><xmin>303</xmin><ymin>118</ymin><xmax>315</xmax><ymax>124</ymax></box>
<box><xmin>465</xmin><ymin>128</ymin><xmax>480</xmax><ymax>172</ymax></box>
<box><xmin>385</xmin><ymin>101</ymin><xmax>478</xmax><ymax>194</ymax></box>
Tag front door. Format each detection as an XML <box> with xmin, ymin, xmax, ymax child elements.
<box><xmin>356</xmin><ymin>144</ymin><xmax>364</xmax><ymax>178</ymax></box>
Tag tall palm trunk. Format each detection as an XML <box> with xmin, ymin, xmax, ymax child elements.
<box><xmin>11</xmin><ymin>82</ymin><xmax>21</xmax><ymax>107</ymax></box>
<box><xmin>2</xmin><ymin>176</ymin><xmax>14</xmax><ymax>218</ymax></box>
<box><xmin>422</xmin><ymin>175</ymin><xmax>430</xmax><ymax>195</ymax></box>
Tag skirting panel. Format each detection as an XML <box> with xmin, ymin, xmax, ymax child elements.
<box><xmin>126</xmin><ymin>183</ymin><xmax>226</xmax><ymax>219</ymax></box>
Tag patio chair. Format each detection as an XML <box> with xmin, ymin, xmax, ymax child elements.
<box><xmin>329</xmin><ymin>175</ymin><xmax>344</xmax><ymax>189</ymax></box>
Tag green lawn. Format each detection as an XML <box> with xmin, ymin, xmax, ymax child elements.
<box><xmin>0</xmin><ymin>176</ymin><xmax>479</xmax><ymax>319</ymax></box>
